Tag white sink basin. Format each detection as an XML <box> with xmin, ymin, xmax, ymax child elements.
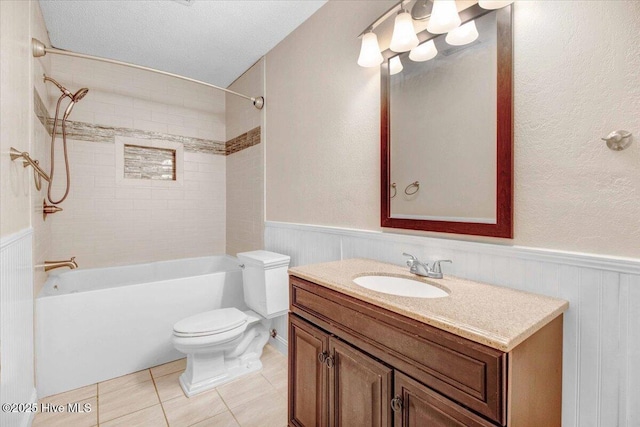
<box><xmin>353</xmin><ymin>275</ymin><xmax>449</xmax><ymax>298</ymax></box>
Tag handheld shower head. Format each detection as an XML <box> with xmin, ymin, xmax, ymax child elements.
<box><xmin>73</xmin><ymin>88</ymin><xmax>89</xmax><ymax>102</ymax></box>
<box><xmin>62</xmin><ymin>88</ymin><xmax>89</xmax><ymax>120</ymax></box>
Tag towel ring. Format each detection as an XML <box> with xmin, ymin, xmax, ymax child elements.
<box><xmin>391</xmin><ymin>183</ymin><xmax>397</xmax><ymax>198</ymax></box>
<box><xmin>405</xmin><ymin>181</ymin><xmax>420</xmax><ymax>195</ymax></box>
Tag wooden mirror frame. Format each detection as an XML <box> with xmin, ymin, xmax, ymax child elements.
<box><xmin>381</xmin><ymin>4</ymin><xmax>513</xmax><ymax>238</ymax></box>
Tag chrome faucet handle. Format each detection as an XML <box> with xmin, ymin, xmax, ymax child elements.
<box><xmin>431</xmin><ymin>260</ymin><xmax>452</xmax><ymax>275</ymax></box>
<box><xmin>403</xmin><ymin>253</ymin><xmax>419</xmax><ymax>269</ymax></box>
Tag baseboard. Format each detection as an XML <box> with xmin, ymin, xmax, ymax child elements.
<box><xmin>268</xmin><ymin>335</ymin><xmax>288</xmax><ymax>356</ymax></box>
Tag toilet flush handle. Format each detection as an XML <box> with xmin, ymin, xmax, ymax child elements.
<box><xmin>239</xmin><ymin>264</ymin><xmax>245</xmax><ymax>269</ymax></box>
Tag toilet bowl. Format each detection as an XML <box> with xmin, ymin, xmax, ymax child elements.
<box><xmin>172</xmin><ymin>250</ymin><xmax>290</xmax><ymax>397</ymax></box>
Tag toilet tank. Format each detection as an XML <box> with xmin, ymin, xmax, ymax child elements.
<box><xmin>237</xmin><ymin>250</ymin><xmax>291</xmax><ymax>319</ymax></box>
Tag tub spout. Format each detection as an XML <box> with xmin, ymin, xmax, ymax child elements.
<box><xmin>44</xmin><ymin>257</ymin><xmax>78</xmax><ymax>272</ymax></box>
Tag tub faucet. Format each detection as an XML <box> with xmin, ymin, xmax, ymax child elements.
<box><xmin>44</xmin><ymin>257</ymin><xmax>78</xmax><ymax>272</ymax></box>
<box><xmin>402</xmin><ymin>253</ymin><xmax>451</xmax><ymax>279</ymax></box>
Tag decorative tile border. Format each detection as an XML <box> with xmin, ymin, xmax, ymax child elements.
<box><xmin>226</xmin><ymin>126</ymin><xmax>261</xmax><ymax>155</ymax></box>
<box><xmin>34</xmin><ymin>90</ymin><xmax>49</xmax><ymax>129</ymax></box>
<box><xmin>33</xmin><ymin>91</ymin><xmax>260</xmax><ymax>156</ymax></box>
<box><xmin>46</xmin><ymin>119</ymin><xmax>227</xmax><ymax>155</ymax></box>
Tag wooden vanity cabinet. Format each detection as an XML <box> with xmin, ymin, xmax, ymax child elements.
<box><xmin>289</xmin><ymin>315</ymin><xmax>393</xmax><ymax>427</ymax></box>
<box><xmin>393</xmin><ymin>371</ymin><xmax>494</xmax><ymax>427</ymax></box>
<box><xmin>288</xmin><ymin>276</ymin><xmax>563</xmax><ymax>427</ymax></box>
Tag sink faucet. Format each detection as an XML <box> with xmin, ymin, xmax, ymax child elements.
<box><xmin>44</xmin><ymin>257</ymin><xmax>78</xmax><ymax>272</ymax></box>
<box><xmin>403</xmin><ymin>253</ymin><xmax>451</xmax><ymax>279</ymax></box>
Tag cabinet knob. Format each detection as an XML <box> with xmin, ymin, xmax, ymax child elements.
<box><xmin>318</xmin><ymin>352</ymin><xmax>328</xmax><ymax>364</ymax></box>
<box><xmin>390</xmin><ymin>396</ymin><xmax>403</xmax><ymax>412</ymax></box>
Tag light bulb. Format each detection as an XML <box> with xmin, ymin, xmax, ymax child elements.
<box><xmin>390</xmin><ymin>11</ymin><xmax>419</xmax><ymax>52</ymax></box>
<box><xmin>390</xmin><ymin>56</ymin><xmax>403</xmax><ymax>75</ymax></box>
<box><xmin>445</xmin><ymin>20</ymin><xmax>479</xmax><ymax>46</ymax></box>
<box><xmin>427</xmin><ymin>0</ymin><xmax>461</xmax><ymax>34</ymax></box>
<box><xmin>357</xmin><ymin>32</ymin><xmax>383</xmax><ymax>68</ymax></box>
<box><xmin>478</xmin><ymin>0</ymin><xmax>514</xmax><ymax>9</ymax></box>
<box><xmin>409</xmin><ymin>40</ymin><xmax>438</xmax><ymax>62</ymax></box>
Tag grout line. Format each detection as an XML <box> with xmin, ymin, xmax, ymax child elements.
<box><xmin>150</xmin><ymin>369</ymin><xmax>171</xmax><ymax>427</ymax></box>
<box><xmin>215</xmin><ymin>389</ymin><xmax>242</xmax><ymax>427</ymax></box>
<box><xmin>96</xmin><ymin>384</ymin><xmax>100</xmax><ymax>426</ymax></box>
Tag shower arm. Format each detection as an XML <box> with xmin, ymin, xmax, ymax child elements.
<box><xmin>32</xmin><ymin>38</ymin><xmax>265</xmax><ymax>110</ymax></box>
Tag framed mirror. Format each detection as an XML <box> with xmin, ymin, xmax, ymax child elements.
<box><xmin>381</xmin><ymin>4</ymin><xmax>513</xmax><ymax>238</ymax></box>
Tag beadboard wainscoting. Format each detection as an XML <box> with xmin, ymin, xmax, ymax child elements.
<box><xmin>264</xmin><ymin>221</ymin><xmax>640</xmax><ymax>427</ymax></box>
<box><xmin>0</xmin><ymin>228</ymin><xmax>36</xmax><ymax>427</ymax></box>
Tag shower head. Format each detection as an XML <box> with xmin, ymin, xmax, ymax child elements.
<box><xmin>62</xmin><ymin>88</ymin><xmax>89</xmax><ymax>120</ymax></box>
<box><xmin>73</xmin><ymin>88</ymin><xmax>89</xmax><ymax>102</ymax></box>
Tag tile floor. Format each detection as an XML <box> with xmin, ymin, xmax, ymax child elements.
<box><xmin>33</xmin><ymin>345</ymin><xmax>288</xmax><ymax>427</ymax></box>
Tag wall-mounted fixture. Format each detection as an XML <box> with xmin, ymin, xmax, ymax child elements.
<box><xmin>404</xmin><ymin>181</ymin><xmax>420</xmax><ymax>196</ymax></box>
<box><xmin>9</xmin><ymin>147</ymin><xmax>51</xmax><ymax>191</ymax></box>
<box><xmin>356</xmin><ymin>0</ymin><xmax>513</xmax><ymax>69</ymax></box>
<box><xmin>381</xmin><ymin>4</ymin><xmax>514</xmax><ymax>238</ymax></box>
<box><xmin>43</xmin><ymin>257</ymin><xmax>78</xmax><ymax>272</ymax></box>
<box><xmin>44</xmin><ymin>75</ymin><xmax>89</xmax><ymax>205</ymax></box>
<box><xmin>602</xmin><ymin>130</ymin><xmax>633</xmax><ymax>151</ymax></box>
<box><xmin>32</xmin><ymin>38</ymin><xmax>264</xmax><ymax>110</ymax></box>
<box><xmin>43</xmin><ymin>199</ymin><xmax>63</xmax><ymax>221</ymax></box>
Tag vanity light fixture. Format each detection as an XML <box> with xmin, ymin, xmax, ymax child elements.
<box><xmin>478</xmin><ymin>0</ymin><xmax>514</xmax><ymax>9</ymax></box>
<box><xmin>445</xmin><ymin>20</ymin><xmax>479</xmax><ymax>46</ymax></box>
<box><xmin>427</xmin><ymin>0</ymin><xmax>461</xmax><ymax>34</ymax></box>
<box><xmin>390</xmin><ymin>56</ymin><xmax>404</xmax><ymax>75</ymax></box>
<box><xmin>357</xmin><ymin>31</ymin><xmax>384</xmax><ymax>67</ymax></box>
<box><xmin>357</xmin><ymin>0</ymin><xmax>514</xmax><ymax>71</ymax></box>
<box><xmin>409</xmin><ymin>40</ymin><xmax>438</xmax><ymax>62</ymax></box>
<box><xmin>390</xmin><ymin>9</ymin><xmax>420</xmax><ymax>52</ymax></box>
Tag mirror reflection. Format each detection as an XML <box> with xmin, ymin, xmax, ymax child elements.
<box><xmin>389</xmin><ymin>11</ymin><xmax>498</xmax><ymax>224</ymax></box>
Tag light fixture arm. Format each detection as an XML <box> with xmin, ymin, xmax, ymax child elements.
<box><xmin>357</xmin><ymin>0</ymin><xmax>408</xmax><ymax>38</ymax></box>
<box><xmin>32</xmin><ymin>38</ymin><xmax>265</xmax><ymax>110</ymax></box>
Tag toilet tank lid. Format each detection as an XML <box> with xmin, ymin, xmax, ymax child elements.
<box><xmin>173</xmin><ymin>307</ymin><xmax>247</xmax><ymax>335</ymax></box>
<box><xmin>237</xmin><ymin>250</ymin><xmax>290</xmax><ymax>269</ymax></box>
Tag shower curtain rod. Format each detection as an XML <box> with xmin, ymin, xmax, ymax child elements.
<box><xmin>31</xmin><ymin>38</ymin><xmax>264</xmax><ymax>110</ymax></box>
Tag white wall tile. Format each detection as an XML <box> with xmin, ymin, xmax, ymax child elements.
<box><xmin>45</xmin><ymin>55</ymin><xmax>227</xmax><ymax>269</ymax></box>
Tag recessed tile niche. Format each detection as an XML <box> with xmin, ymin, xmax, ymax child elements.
<box><xmin>123</xmin><ymin>144</ymin><xmax>176</xmax><ymax>181</ymax></box>
<box><xmin>115</xmin><ymin>136</ymin><xmax>184</xmax><ymax>187</ymax></box>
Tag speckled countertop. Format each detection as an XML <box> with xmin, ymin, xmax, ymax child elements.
<box><xmin>289</xmin><ymin>258</ymin><xmax>569</xmax><ymax>352</ymax></box>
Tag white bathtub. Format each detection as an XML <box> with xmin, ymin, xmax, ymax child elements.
<box><xmin>36</xmin><ymin>255</ymin><xmax>246</xmax><ymax>398</ymax></box>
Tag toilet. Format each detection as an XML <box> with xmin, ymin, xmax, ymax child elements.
<box><xmin>172</xmin><ymin>250</ymin><xmax>290</xmax><ymax>397</ymax></box>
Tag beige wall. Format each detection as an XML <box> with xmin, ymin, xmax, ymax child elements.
<box><xmin>46</xmin><ymin>55</ymin><xmax>227</xmax><ymax>269</ymax></box>
<box><xmin>265</xmin><ymin>0</ymin><xmax>640</xmax><ymax>259</ymax></box>
<box><xmin>0</xmin><ymin>0</ymin><xmax>52</xmax><ymax>292</ymax></box>
<box><xmin>226</xmin><ymin>59</ymin><xmax>265</xmax><ymax>256</ymax></box>
<box><xmin>266</xmin><ymin>0</ymin><xmax>389</xmax><ymax>232</ymax></box>
<box><xmin>1</xmin><ymin>1</ymin><xmax>32</xmax><ymax>237</ymax></box>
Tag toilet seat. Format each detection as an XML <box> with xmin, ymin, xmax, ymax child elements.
<box><xmin>173</xmin><ymin>307</ymin><xmax>247</xmax><ymax>338</ymax></box>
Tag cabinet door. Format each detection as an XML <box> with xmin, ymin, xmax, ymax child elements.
<box><xmin>328</xmin><ymin>338</ymin><xmax>392</xmax><ymax>427</ymax></box>
<box><xmin>289</xmin><ymin>314</ymin><xmax>329</xmax><ymax>427</ymax></box>
<box><xmin>393</xmin><ymin>372</ymin><xmax>495</xmax><ymax>427</ymax></box>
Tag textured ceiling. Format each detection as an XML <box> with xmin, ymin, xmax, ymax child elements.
<box><xmin>39</xmin><ymin>0</ymin><xmax>326</xmax><ymax>87</ymax></box>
